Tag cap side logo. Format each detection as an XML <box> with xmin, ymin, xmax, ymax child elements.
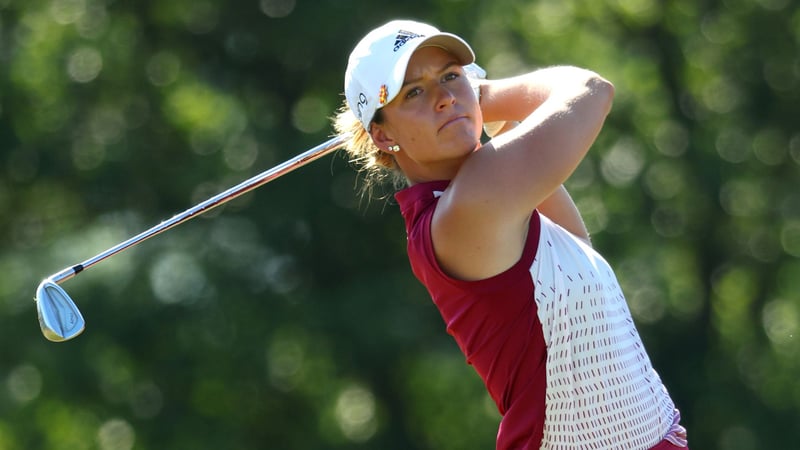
<box><xmin>356</xmin><ymin>93</ymin><xmax>368</xmax><ymax>120</ymax></box>
<box><xmin>393</xmin><ymin>30</ymin><xmax>424</xmax><ymax>52</ymax></box>
<box><xmin>378</xmin><ymin>85</ymin><xmax>388</xmax><ymax>105</ymax></box>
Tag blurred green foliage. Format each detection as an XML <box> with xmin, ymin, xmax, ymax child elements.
<box><xmin>1</xmin><ymin>0</ymin><xmax>798</xmax><ymax>449</ymax></box>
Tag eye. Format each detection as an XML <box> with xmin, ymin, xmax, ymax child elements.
<box><xmin>442</xmin><ymin>71</ymin><xmax>460</xmax><ymax>82</ymax></box>
<box><xmin>404</xmin><ymin>87</ymin><xmax>423</xmax><ymax>99</ymax></box>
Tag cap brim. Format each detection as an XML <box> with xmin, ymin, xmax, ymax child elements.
<box><xmin>416</xmin><ymin>34</ymin><xmax>475</xmax><ymax>65</ymax></box>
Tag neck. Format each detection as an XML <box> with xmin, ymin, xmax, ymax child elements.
<box><xmin>396</xmin><ymin>149</ymin><xmax>476</xmax><ymax>186</ymax></box>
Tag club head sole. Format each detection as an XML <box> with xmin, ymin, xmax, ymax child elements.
<box><xmin>35</xmin><ymin>280</ymin><xmax>85</xmax><ymax>342</ymax></box>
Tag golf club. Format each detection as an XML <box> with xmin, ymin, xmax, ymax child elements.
<box><xmin>35</xmin><ymin>134</ymin><xmax>350</xmax><ymax>342</ymax></box>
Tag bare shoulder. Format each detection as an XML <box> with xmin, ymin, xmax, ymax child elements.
<box><xmin>430</xmin><ymin>184</ymin><xmax>531</xmax><ymax>281</ymax></box>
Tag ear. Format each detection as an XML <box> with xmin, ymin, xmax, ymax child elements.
<box><xmin>369</xmin><ymin>123</ymin><xmax>398</xmax><ymax>154</ymax></box>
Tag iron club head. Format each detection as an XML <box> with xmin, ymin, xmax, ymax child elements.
<box><xmin>35</xmin><ymin>279</ymin><xmax>85</xmax><ymax>342</ymax></box>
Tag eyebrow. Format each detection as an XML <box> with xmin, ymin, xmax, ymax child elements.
<box><xmin>401</xmin><ymin>60</ymin><xmax>461</xmax><ymax>87</ymax></box>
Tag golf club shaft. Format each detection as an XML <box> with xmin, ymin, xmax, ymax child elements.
<box><xmin>48</xmin><ymin>134</ymin><xmax>349</xmax><ymax>285</ymax></box>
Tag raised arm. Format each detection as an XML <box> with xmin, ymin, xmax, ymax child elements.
<box><xmin>432</xmin><ymin>67</ymin><xmax>613</xmax><ymax>280</ymax></box>
<box><xmin>480</xmin><ymin>119</ymin><xmax>592</xmax><ymax>246</ymax></box>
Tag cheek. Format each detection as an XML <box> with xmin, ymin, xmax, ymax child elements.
<box><xmin>391</xmin><ymin>111</ymin><xmax>431</xmax><ymax>140</ymax></box>
<box><xmin>474</xmin><ymin>107</ymin><xmax>484</xmax><ymax>134</ymax></box>
<box><xmin>384</xmin><ymin>106</ymin><xmax>416</xmax><ymax>129</ymax></box>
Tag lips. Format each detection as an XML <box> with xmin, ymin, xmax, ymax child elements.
<box><xmin>438</xmin><ymin>115</ymin><xmax>468</xmax><ymax>133</ymax></box>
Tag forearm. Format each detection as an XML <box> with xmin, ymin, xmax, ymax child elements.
<box><xmin>478</xmin><ymin>66</ymin><xmax>613</xmax><ymax>125</ymax></box>
<box><xmin>475</xmin><ymin>91</ymin><xmax>593</xmax><ymax>245</ymax></box>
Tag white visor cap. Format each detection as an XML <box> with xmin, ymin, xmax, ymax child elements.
<box><xmin>344</xmin><ymin>20</ymin><xmax>475</xmax><ymax>131</ymax></box>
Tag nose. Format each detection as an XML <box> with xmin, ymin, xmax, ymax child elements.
<box><xmin>434</xmin><ymin>85</ymin><xmax>456</xmax><ymax>111</ymax></box>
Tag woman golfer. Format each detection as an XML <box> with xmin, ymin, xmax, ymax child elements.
<box><xmin>334</xmin><ymin>19</ymin><xmax>688</xmax><ymax>450</ymax></box>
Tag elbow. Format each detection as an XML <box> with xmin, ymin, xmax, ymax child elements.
<box><xmin>561</xmin><ymin>67</ymin><xmax>615</xmax><ymax>115</ymax></box>
<box><xmin>588</xmin><ymin>74</ymin><xmax>615</xmax><ymax>115</ymax></box>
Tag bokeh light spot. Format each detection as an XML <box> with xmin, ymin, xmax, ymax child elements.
<box><xmin>718</xmin><ymin>425</ymin><xmax>757</xmax><ymax>450</ymax></box>
<box><xmin>259</xmin><ymin>254</ymin><xmax>302</xmax><ymax>295</ymax></box>
<box><xmin>260</xmin><ymin>0</ymin><xmax>296</xmax><ymax>18</ymax></box>
<box><xmin>334</xmin><ymin>384</ymin><xmax>378</xmax><ymax>442</ymax></box>
<box><xmin>528</xmin><ymin>0</ymin><xmax>575</xmax><ymax>35</ymax></box>
<box><xmin>752</xmin><ymin>128</ymin><xmax>788</xmax><ymax>166</ymax></box>
<box><xmin>790</xmin><ymin>134</ymin><xmax>800</xmax><ymax>165</ymax></box>
<box><xmin>614</xmin><ymin>0</ymin><xmax>661</xmax><ymax>26</ymax></box>
<box><xmin>574</xmin><ymin>194</ymin><xmax>608</xmax><ymax>234</ymax></box>
<box><xmin>629</xmin><ymin>286</ymin><xmax>666</xmax><ymax>323</ymax></box>
<box><xmin>6</xmin><ymin>364</ymin><xmax>42</xmax><ymax>404</ymax></box>
<box><xmin>719</xmin><ymin>179</ymin><xmax>768</xmax><ymax>218</ymax></box>
<box><xmin>701</xmin><ymin>76</ymin><xmax>742</xmax><ymax>114</ymax></box>
<box><xmin>181</xmin><ymin>0</ymin><xmax>218</xmax><ymax>34</ymax></box>
<box><xmin>291</xmin><ymin>95</ymin><xmax>330</xmax><ymax>134</ymax></box>
<box><xmin>600</xmin><ymin>137</ymin><xmax>645</xmax><ymax>187</ymax></box>
<box><xmin>96</xmin><ymin>418</ymin><xmax>135</xmax><ymax>450</ymax></box>
<box><xmin>781</xmin><ymin>221</ymin><xmax>800</xmax><ymax>257</ymax></box>
<box><xmin>643</xmin><ymin>160</ymin><xmax>685</xmax><ymax>200</ymax></box>
<box><xmin>267</xmin><ymin>335</ymin><xmax>305</xmax><ymax>391</ymax></box>
<box><xmin>754</xmin><ymin>0</ymin><xmax>790</xmax><ymax>11</ymax></box>
<box><xmin>67</xmin><ymin>46</ymin><xmax>103</xmax><ymax>83</ymax></box>
<box><xmin>651</xmin><ymin>206</ymin><xmax>687</xmax><ymax>238</ymax></box>
<box><xmin>75</xmin><ymin>1</ymin><xmax>109</xmax><ymax>39</ymax></box>
<box><xmin>701</xmin><ymin>12</ymin><xmax>739</xmax><ymax>45</ymax></box>
<box><xmin>653</xmin><ymin>120</ymin><xmax>689</xmax><ymax>157</ymax></box>
<box><xmin>128</xmin><ymin>382</ymin><xmax>164</xmax><ymax>419</ymax></box>
<box><xmin>716</xmin><ymin>127</ymin><xmax>751</xmax><ymax>163</ymax></box>
<box><xmin>762</xmin><ymin>299</ymin><xmax>798</xmax><ymax>351</ymax></box>
<box><xmin>223</xmin><ymin>134</ymin><xmax>259</xmax><ymax>171</ymax></box>
<box><xmin>149</xmin><ymin>251</ymin><xmax>206</xmax><ymax>304</ymax></box>
<box><xmin>50</xmin><ymin>0</ymin><xmax>86</xmax><ymax>25</ymax></box>
<box><xmin>145</xmin><ymin>51</ymin><xmax>181</xmax><ymax>87</ymax></box>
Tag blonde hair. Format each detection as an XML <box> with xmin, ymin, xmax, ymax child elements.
<box><xmin>331</xmin><ymin>100</ymin><xmax>407</xmax><ymax>200</ymax></box>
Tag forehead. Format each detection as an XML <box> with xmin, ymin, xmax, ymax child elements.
<box><xmin>405</xmin><ymin>46</ymin><xmax>460</xmax><ymax>77</ymax></box>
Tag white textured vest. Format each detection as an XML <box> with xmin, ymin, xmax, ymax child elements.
<box><xmin>531</xmin><ymin>215</ymin><xmax>677</xmax><ymax>449</ymax></box>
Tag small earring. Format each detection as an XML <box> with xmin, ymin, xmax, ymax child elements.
<box><xmin>388</xmin><ymin>145</ymin><xmax>400</xmax><ymax>152</ymax></box>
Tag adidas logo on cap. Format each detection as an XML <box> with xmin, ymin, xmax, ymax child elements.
<box><xmin>393</xmin><ymin>30</ymin><xmax>424</xmax><ymax>52</ymax></box>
